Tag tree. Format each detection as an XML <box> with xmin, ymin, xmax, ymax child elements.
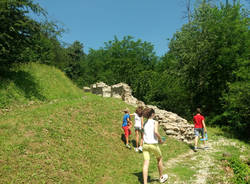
<box><xmin>169</xmin><ymin>2</ymin><xmax>249</xmax><ymax>116</ymax></box>
<box><xmin>104</xmin><ymin>36</ymin><xmax>157</xmax><ymax>86</ymax></box>
<box><xmin>78</xmin><ymin>36</ymin><xmax>157</xmax><ymax>88</ymax></box>
<box><xmin>132</xmin><ymin>70</ymin><xmax>159</xmax><ymax>103</ymax></box>
<box><xmin>215</xmin><ymin>44</ymin><xmax>250</xmax><ymax>136</ymax></box>
<box><xmin>64</xmin><ymin>41</ymin><xmax>85</xmax><ymax>83</ymax></box>
<box><xmin>0</xmin><ymin>0</ymin><xmax>46</xmax><ymax>68</ymax></box>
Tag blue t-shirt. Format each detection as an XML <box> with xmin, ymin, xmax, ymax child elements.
<box><xmin>122</xmin><ymin>114</ymin><xmax>130</xmax><ymax>127</ymax></box>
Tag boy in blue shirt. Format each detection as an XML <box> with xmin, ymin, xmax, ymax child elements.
<box><xmin>122</xmin><ymin>108</ymin><xmax>132</xmax><ymax>149</ymax></box>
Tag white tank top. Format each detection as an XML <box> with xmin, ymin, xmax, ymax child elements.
<box><xmin>134</xmin><ymin>113</ymin><xmax>141</xmax><ymax>128</ymax></box>
<box><xmin>143</xmin><ymin>119</ymin><xmax>158</xmax><ymax>144</ymax></box>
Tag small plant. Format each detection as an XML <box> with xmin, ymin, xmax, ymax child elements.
<box><xmin>228</xmin><ymin>157</ymin><xmax>250</xmax><ymax>184</ymax></box>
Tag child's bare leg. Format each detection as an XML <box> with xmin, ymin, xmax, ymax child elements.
<box><xmin>135</xmin><ymin>130</ymin><xmax>139</xmax><ymax>148</ymax></box>
<box><xmin>194</xmin><ymin>136</ymin><xmax>198</xmax><ymax>148</ymax></box>
<box><xmin>157</xmin><ymin>157</ymin><xmax>163</xmax><ymax>178</ymax></box>
<box><xmin>140</xmin><ymin>133</ymin><xmax>143</xmax><ymax>146</ymax></box>
<box><xmin>140</xmin><ymin>138</ymin><xmax>143</xmax><ymax>147</ymax></box>
<box><xmin>143</xmin><ymin>160</ymin><xmax>149</xmax><ymax>184</ymax></box>
<box><xmin>125</xmin><ymin>136</ymin><xmax>129</xmax><ymax>145</ymax></box>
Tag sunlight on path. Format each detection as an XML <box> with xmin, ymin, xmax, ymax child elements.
<box><xmin>162</xmin><ymin>141</ymin><xmax>215</xmax><ymax>184</ymax></box>
<box><xmin>154</xmin><ymin>135</ymin><xmax>243</xmax><ymax>184</ymax></box>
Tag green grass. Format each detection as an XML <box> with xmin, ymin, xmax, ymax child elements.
<box><xmin>0</xmin><ymin>93</ymin><xmax>190</xmax><ymax>183</ymax></box>
<box><xmin>206</xmin><ymin>127</ymin><xmax>250</xmax><ymax>184</ymax></box>
<box><xmin>0</xmin><ymin>64</ymin><xmax>190</xmax><ymax>183</ymax></box>
<box><xmin>170</xmin><ymin>165</ymin><xmax>196</xmax><ymax>181</ymax></box>
<box><xmin>1</xmin><ymin>63</ymin><xmax>249</xmax><ymax>183</ymax></box>
<box><xmin>0</xmin><ymin>63</ymin><xmax>82</xmax><ymax>108</ymax></box>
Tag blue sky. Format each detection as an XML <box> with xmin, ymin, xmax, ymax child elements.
<box><xmin>34</xmin><ymin>0</ymin><xmax>249</xmax><ymax>56</ymax></box>
<box><xmin>35</xmin><ymin>0</ymin><xmax>189</xmax><ymax>56</ymax></box>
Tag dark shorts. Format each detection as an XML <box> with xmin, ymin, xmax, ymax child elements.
<box><xmin>134</xmin><ymin>127</ymin><xmax>142</xmax><ymax>132</ymax></box>
<box><xmin>194</xmin><ymin>128</ymin><xmax>204</xmax><ymax>137</ymax></box>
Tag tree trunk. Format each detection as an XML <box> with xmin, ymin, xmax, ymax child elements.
<box><xmin>187</xmin><ymin>0</ymin><xmax>191</xmax><ymax>23</ymax></box>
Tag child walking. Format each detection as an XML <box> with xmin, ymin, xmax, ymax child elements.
<box><xmin>130</xmin><ymin>106</ymin><xmax>144</xmax><ymax>152</ymax></box>
<box><xmin>142</xmin><ymin>108</ymin><xmax>168</xmax><ymax>184</ymax></box>
<box><xmin>193</xmin><ymin>108</ymin><xmax>207</xmax><ymax>152</ymax></box>
<box><xmin>122</xmin><ymin>108</ymin><xmax>132</xmax><ymax>149</ymax></box>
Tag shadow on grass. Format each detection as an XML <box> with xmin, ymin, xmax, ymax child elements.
<box><xmin>120</xmin><ymin>133</ymin><xmax>138</xmax><ymax>147</ymax></box>
<box><xmin>132</xmin><ymin>139</ymin><xmax>137</xmax><ymax>147</ymax></box>
<box><xmin>210</xmin><ymin>126</ymin><xmax>250</xmax><ymax>144</ymax></box>
<box><xmin>187</xmin><ymin>143</ymin><xmax>196</xmax><ymax>151</ymax></box>
<box><xmin>121</xmin><ymin>134</ymin><xmax>126</xmax><ymax>145</ymax></box>
<box><xmin>0</xmin><ymin>70</ymin><xmax>46</xmax><ymax>101</ymax></box>
<box><xmin>132</xmin><ymin>172</ymin><xmax>159</xmax><ymax>184</ymax></box>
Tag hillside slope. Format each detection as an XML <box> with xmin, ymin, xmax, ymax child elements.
<box><xmin>0</xmin><ymin>64</ymin><xmax>190</xmax><ymax>183</ymax></box>
<box><xmin>0</xmin><ymin>63</ymin><xmax>82</xmax><ymax>108</ymax></box>
<box><xmin>0</xmin><ymin>93</ymin><xmax>192</xmax><ymax>183</ymax></box>
<box><xmin>0</xmin><ymin>64</ymin><xmax>249</xmax><ymax>183</ymax></box>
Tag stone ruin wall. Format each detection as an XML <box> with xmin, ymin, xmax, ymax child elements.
<box><xmin>83</xmin><ymin>82</ymin><xmax>195</xmax><ymax>143</ymax></box>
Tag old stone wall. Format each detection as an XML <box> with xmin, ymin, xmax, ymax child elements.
<box><xmin>83</xmin><ymin>82</ymin><xmax>194</xmax><ymax>143</ymax></box>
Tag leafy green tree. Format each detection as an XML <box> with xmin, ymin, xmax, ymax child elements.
<box><xmin>168</xmin><ymin>2</ymin><xmax>249</xmax><ymax>116</ymax></box>
<box><xmin>31</xmin><ymin>21</ymin><xmax>64</xmax><ymax>65</ymax></box>
<box><xmin>64</xmin><ymin>41</ymin><xmax>85</xmax><ymax>84</ymax></box>
<box><xmin>216</xmin><ymin>55</ymin><xmax>250</xmax><ymax>136</ymax></box>
<box><xmin>132</xmin><ymin>70</ymin><xmax>159</xmax><ymax>103</ymax></box>
<box><xmin>78</xmin><ymin>36</ymin><xmax>157</xmax><ymax>88</ymax></box>
<box><xmin>153</xmin><ymin>53</ymin><xmax>192</xmax><ymax>118</ymax></box>
<box><xmin>103</xmin><ymin>36</ymin><xmax>157</xmax><ymax>86</ymax></box>
<box><xmin>0</xmin><ymin>0</ymin><xmax>46</xmax><ymax>68</ymax></box>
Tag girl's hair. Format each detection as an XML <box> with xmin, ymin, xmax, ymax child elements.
<box><xmin>196</xmin><ymin>108</ymin><xmax>201</xmax><ymax>114</ymax></box>
<box><xmin>142</xmin><ymin>108</ymin><xmax>155</xmax><ymax>119</ymax></box>
<box><xmin>135</xmin><ymin>106</ymin><xmax>144</xmax><ymax>117</ymax></box>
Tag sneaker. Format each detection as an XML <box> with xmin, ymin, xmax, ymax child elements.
<box><xmin>194</xmin><ymin>147</ymin><xmax>198</xmax><ymax>152</ymax></box>
<box><xmin>138</xmin><ymin>146</ymin><xmax>143</xmax><ymax>152</ymax></box>
<box><xmin>160</xmin><ymin>174</ymin><xmax>168</xmax><ymax>183</ymax></box>
<box><xmin>126</xmin><ymin>144</ymin><xmax>131</xmax><ymax>149</ymax></box>
<box><xmin>134</xmin><ymin>148</ymin><xmax>139</xmax><ymax>152</ymax></box>
<box><xmin>203</xmin><ymin>146</ymin><xmax>209</xmax><ymax>150</ymax></box>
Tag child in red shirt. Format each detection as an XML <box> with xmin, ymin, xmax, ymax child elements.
<box><xmin>193</xmin><ymin>108</ymin><xmax>207</xmax><ymax>151</ymax></box>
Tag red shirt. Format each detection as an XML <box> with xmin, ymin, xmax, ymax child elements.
<box><xmin>193</xmin><ymin>114</ymin><xmax>205</xmax><ymax>128</ymax></box>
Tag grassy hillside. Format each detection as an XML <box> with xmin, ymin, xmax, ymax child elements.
<box><xmin>0</xmin><ymin>63</ymin><xmax>249</xmax><ymax>183</ymax></box>
<box><xmin>0</xmin><ymin>63</ymin><xmax>190</xmax><ymax>183</ymax></box>
<box><xmin>0</xmin><ymin>93</ymin><xmax>191</xmax><ymax>183</ymax></box>
<box><xmin>0</xmin><ymin>63</ymin><xmax>82</xmax><ymax>108</ymax></box>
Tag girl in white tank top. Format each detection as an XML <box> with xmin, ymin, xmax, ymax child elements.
<box><xmin>130</xmin><ymin>106</ymin><xmax>144</xmax><ymax>152</ymax></box>
<box><xmin>143</xmin><ymin>118</ymin><xmax>158</xmax><ymax>144</ymax></box>
<box><xmin>142</xmin><ymin>108</ymin><xmax>168</xmax><ymax>184</ymax></box>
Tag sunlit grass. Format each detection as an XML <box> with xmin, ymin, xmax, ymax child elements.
<box><xmin>1</xmin><ymin>63</ymin><xmax>249</xmax><ymax>183</ymax></box>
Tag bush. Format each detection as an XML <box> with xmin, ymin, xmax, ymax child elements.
<box><xmin>228</xmin><ymin>157</ymin><xmax>250</xmax><ymax>184</ymax></box>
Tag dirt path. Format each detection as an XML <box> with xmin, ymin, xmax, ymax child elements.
<box><xmin>162</xmin><ymin>140</ymin><xmax>215</xmax><ymax>184</ymax></box>
<box><xmin>192</xmin><ymin>141</ymin><xmax>214</xmax><ymax>184</ymax></box>
<box><xmin>155</xmin><ymin>136</ymin><xmax>242</xmax><ymax>184</ymax></box>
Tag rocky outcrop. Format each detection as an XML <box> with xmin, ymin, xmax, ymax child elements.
<box><xmin>84</xmin><ymin>82</ymin><xmax>194</xmax><ymax>143</ymax></box>
<box><xmin>83</xmin><ymin>87</ymin><xmax>91</xmax><ymax>93</ymax></box>
<box><xmin>111</xmin><ymin>83</ymin><xmax>128</xmax><ymax>99</ymax></box>
<box><xmin>90</xmin><ymin>82</ymin><xmax>112</xmax><ymax>97</ymax></box>
<box><xmin>146</xmin><ymin>105</ymin><xmax>194</xmax><ymax>143</ymax></box>
<box><xmin>88</xmin><ymin>82</ymin><xmax>145</xmax><ymax>107</ymax></box>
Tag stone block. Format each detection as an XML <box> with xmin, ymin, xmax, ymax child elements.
<box><xmin>83</xmin><ymin>87</ymin><xmax>91</xmax><ymax>92</ymax></box>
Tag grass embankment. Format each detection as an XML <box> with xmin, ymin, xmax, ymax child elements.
<box><xmin>0</xmin><ymin>63</ymin><xmax>248</xmax><ymax>183</ymax></box>
<box><xmin>0</xmin><ymin>63</ymin><xmax>82</xmax><ymax>108</ymax></box>
<box><xmin>0</xmin><ymin>94</ymin><xmax>190</xmax><ymax>183</ymax></box>
<box><xmin>0</xmin><ymin>63</ymin><xmax>190</xmax><ymax>183</ymax></box>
